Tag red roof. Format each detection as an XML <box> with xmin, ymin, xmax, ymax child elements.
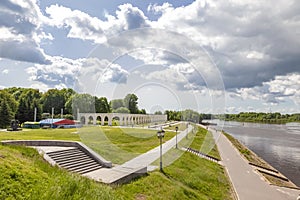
<box><xmin>53</xmin><ymin>119</ymin><xmax>75</xmax><ymax>125</ymax></box>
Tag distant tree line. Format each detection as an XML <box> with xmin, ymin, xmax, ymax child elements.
<box><xmin>164</xmin><ymin>110</ymin><xmax>213</xmax><ymax>123</ymax></box>
<box><xmin>0</xmin><ymin>87</ymin><xmax>145</xmax><ymax>128</ymax></box>
<box><xmin>216</xmin><ymin>112</ymin><xmax>300</xmax><ymax>123</ymax></box>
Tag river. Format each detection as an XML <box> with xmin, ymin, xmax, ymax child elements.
<box><xmin>209</xmin><ymin>120</ymin><xmax>300</xmax><ymax>187</ymax></box>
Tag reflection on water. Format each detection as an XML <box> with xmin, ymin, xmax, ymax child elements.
<box><xmin>210</xmin><ymin>120</ymin><xmax>300</xmax><ymax>187</ymax></box>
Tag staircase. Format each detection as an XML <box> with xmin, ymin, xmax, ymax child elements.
<box><xmin>46</xmin><ymin>147</ymin><xmax>103</xmax><ymax>174</ymax></box>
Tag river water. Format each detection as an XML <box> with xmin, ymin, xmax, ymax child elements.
<box><xmin>209</xmin><ymin>120</ymin><xmax>300</xmax><ymax>187</ymax></box>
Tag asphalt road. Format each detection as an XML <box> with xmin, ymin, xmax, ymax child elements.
<box><xmin>211</xmin><ymin>128</ymin><xmax>299</xmax><ymax>200</ymax></box>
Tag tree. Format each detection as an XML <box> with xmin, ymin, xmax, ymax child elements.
<box><xmin>110</xmin><ymin>99</ymin><xmax>124</xmax><ymax>110</ymax></box>
<box><xmin>113</xmin><ymin>107</ymin><xmax>130</xmax><ymax>113</ymax></box>
<box><xmin>0</xmin><ymin>99</ymin><xmax>12</xmax><ymax>128</ymax></box>
<box><xmin>139</xmin><ymin>109</ymin><xmax>146</xmax><ymax>114</ymax></box>
<box><xmin>124</xmin><ymin>94</ymin><xmax>139</xmax><ymax>114</ymax></box>
<box><xmin>41</xmin><ymin>89</ymin><xmax>66</xmax><ymax>114</ymax></box>
<box><xmin>65</xmin><ymin>93</ymin><xmax>96</xmax><ymax>118</ymax></box>
<box><xmin>16</xmin><ymin>89</ymin><xmax>42</xmax><ymax>123</ymax></box>
<box><xmin>0</xmin><ymin>90</ymin><xmax>18</xmax><ymax>116</ymax></box>
<box><xmin>96</xmin><ymin>97</ymin><xmax>110</xmax><ymax>113</ymax></box>
<box><xmin>154</xmin><ymin>111</ymin><xmax>163</xmax><ymax>115</ymax></box>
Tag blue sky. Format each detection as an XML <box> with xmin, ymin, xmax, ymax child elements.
<box><xmin>0</xmin><ymin>0</ymin><xmax>299</xmax><ymax>114</ymax></box>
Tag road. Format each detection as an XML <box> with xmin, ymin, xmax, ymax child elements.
<box><xmin>211</xmin><ymin>128</ymin><xmax>299</xmax><ymax>200</ymax></box>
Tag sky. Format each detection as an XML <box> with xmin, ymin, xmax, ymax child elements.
<box><xmin>0</xmin><ymin>0</ymin><xmax>299</xmax><ymax>114</ymax></box>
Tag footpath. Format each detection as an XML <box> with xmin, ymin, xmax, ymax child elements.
<box><xmin>209</xmin><ymin>127</ymin><xmax>299</xmax><ymax>200</ymax></box>
<box><xmin>84</xmin><ymin>123</ymin><xmax>194</xmax><ymax>183</ymax></box>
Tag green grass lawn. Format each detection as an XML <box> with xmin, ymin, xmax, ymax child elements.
<box><xmin>0</xmin><ymin>126</ymin><xmax>233</xmax><ymax>200</ymax></box>
<box><xmin>164</xmin><ymin>122</ymin><xmax>188</xmax><ymax>131</ymax></box>
<box><xmin>78</xmin><ymin>126</ymin><xmax>175</xmax><ymax>164</ymax></box>
<box><xmin>115</xmin><ymin>126</ymin><xmax>233</xmax><ymax>199</ymax></box>
<box><xmin>0</xmin><ymin>144</ymin><xmax>115</xmax><ymax>200</ymax></box>
<box><xmin>189</xmin><ymin>127</ymin><xmax>221</xmax><ymax>160</ymax></box>
<box><xmin>0</xmin><ymin>128</ymin><xmax>80</xmax><ymax>141</ymax></box>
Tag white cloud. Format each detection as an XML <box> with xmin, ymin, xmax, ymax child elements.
<box><xmin>2</xmin><ymin>69</ymin><xmax>9</xmax><ymax>74</ymax></box>
<box><xmin>45</xmin><ymin>3</ymin><xmax>150</xmax><ymax>43</ymax></box>
<box><xmin>0</xmin><ymin>0</ymin><xmax>51</xmax><ymax>64</ymax></box>
<box><xmin>26</xmin><ymin>56</ymin><xmax>129</xmax><ymax>91</ymax></box>
<box><xmin>232</xmin><ymin>73</ymin><xmax>300</xmax><ymax>105</ymax></box>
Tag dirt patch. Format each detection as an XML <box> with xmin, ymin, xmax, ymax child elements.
<box><xmin>135</xmin><ymin>194</ymin><xmax>147</xmax><ymax>200</ymax></box>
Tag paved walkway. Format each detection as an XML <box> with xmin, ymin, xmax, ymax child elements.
<box><xmin>121</xmin><ymin>123</ymin><xmax>193</xmax><ymax>169</ymax></box>
<box><xmin>210</xmin><ymin>127</ymin><xmax>299</xmax><ymax>200</ymax></box>
<box><xmin>85</xmin><ymin>123</ymin><xmax>194</xmax><ymax>183</ymax></box>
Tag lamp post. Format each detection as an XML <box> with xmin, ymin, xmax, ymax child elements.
<box><xmin>157</xmin><ymin>129</ymin><xmax>165</xmax><ymax>172</ymax></box>
<box><xmin>175</xmin><ymin>126</ymin><xmax>178</xmax><ymax>149</ymax></box>
<box><xmin>186</xmin><ymin>123</ymin><xmax>188</xmax><ymax>139</ymax></box>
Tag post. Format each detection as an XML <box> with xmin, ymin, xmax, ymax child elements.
<box><xmin>51</xmin><ymin>107</ymin><xmax>54</xmax><ymax>128</ymax></box>
<box><xmin>34</xmin><ymin>107</ymin><xmax>37</xmax><ymax>122</ymax></box>
<box><xmin>157</xmin><ymin>129</ymin><xmax>165</xmax><ymax>172</ymax></box>
<box><xmin>61</xmin><ymin>108</ymin><xmax>63</xmax><ymax>118</ymax></box>
<box><xmin>186</xmin><ymin>123</ymin><xmax>188</xmax><ymax>139</ymax></box>
<box><xmin>175</xmin><ymin>126</ymin><xmax>178</xmax><ymax>149</ymax></box>
<box><xmin>160</xmin><ymin>136</ymin><xmax>162</xmax><ymax>171</ymax></box>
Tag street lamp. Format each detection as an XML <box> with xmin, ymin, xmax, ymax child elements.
<box><xmin>157</xmin><ymin>129</ymin><xmax>165</xmax><ymax>172</ymax></box>
<box><xmin>186</xmin><ymin>123</ymin><xmax>189</xmax><ymax>139</ymax></box>
<box><xmin>175</xmin><ymin>126</ymin><xmax>178</xmax><ymax>149</ymax></box>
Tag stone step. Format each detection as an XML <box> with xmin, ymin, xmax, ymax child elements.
<box><xmin>46</xmin><ymin>147</ymin><xmax>78</xmax><ymax>155</ymax></box>
<box><xmin>45</xmin><ymin>147</ymin><xmax>104</xmax><ymax>175</ymax></box>
<box><xmin>47</xmin><ymin>150</ymin><xmax>84</xmax><ymax>158</ymax></box>
<box><xmin>59</xmin><ymin>159</ymin><xmax>96</xmax><ymax>169</ymax></box>
<box><xmin>48</xmin><ymin>152</ymin><xmax>87</xmax><ymax>160</ymax></box>
<box><xmin>75</xmin><ymin>165</ymin><xmax>103</xmax><ymax>174</ymax></box>
<box><xmin>56</xmin><ymin>155</ymin><xmax>93</xmax><ymax>165</ymax></box>
<box><xmin>67</xmin><ymin>162</ymin><xmax>101</xmax><ymax>172</ymax></box>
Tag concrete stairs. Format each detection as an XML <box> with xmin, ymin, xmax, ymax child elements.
<box><xmin>46</xmin><ymin>147</ymin><xmax>103</xmax><ymax>174</ymax></box>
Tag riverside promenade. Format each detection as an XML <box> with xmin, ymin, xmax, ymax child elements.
<box><xmin>209</xmin><ymin>127</ymin><xmax>299</xmax><ymax>200</ymax></box>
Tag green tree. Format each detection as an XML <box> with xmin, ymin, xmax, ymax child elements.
<box><xmin>124</xmin><ymin>94</ymin><xmax>139</xmax><ymax>114</ymax></box>
<box><xmin>110</xmin><ymin>99</ymin><xmax>124</xmax><ymax>110</ymax></box>
<box><xmin>65</xmin><ymin>93</ymin><xmax>95</xmax><ymax>118</ymax></box>
<box><xmin>154</xmin><ymin>111</ymin><xmax>163</xmax><ymax>115</ymax></box>
<box><xmin>16</xmin><ymin>89</ymin><xmax>42</xmax><ymax>123</ymax></box>
<box><xmin>96</xmin><ymin>97</ymin><xmax>110</xmax><ymax>113</ymax></box>
<box><xmin>139</xmin><ymin>109</ymin><xmax>146</xmax><ymax>114</ymax></box>
<box><xmin>0</xmin><ymin>99</ymin><xmax>12</xmax><ymax>128</ymax></box>
<box><xmin>41</xmin><ymin>89</ymin><xmax>66</xmax><ymax>114</ymax></box>
<box><xmin>0</xmin><ymin>90</ymin><xmax>18</xmax><ymax>116</ymax></box>
<box><xmin>113</xmin><ymin>107</ymin><xmax>130</xmax><ymax>113</ymax></box>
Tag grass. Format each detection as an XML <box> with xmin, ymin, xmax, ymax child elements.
<box><xmin>78</xmin><ymin>126</ymin><xmax>175</xmax><ymax>164</ymax></box>
<box><xmin>164</xmin><ymin>122</ymin><xmax>188</xmax><ymax>131</ymax></box>
<box><xmin>0</xmin><ymin>125</ymin><xmax>234</xmax><ymax>199</ymax></box>
<box><xmin>115</xmin><ymin>127</ymin><xmax>233</xmax><ymax>200</ymax></box>
<box><xmin>0</xmin><ymin>144</ymin><xmax>115</xmax><ymax>200</ymax></box>
<box><xmin>189</xmin><ymin>127</ymin><xmax>221</xmax><ymax>160</ymax></box>
<box><xmin>0</xmin><ymin>128</ymin><xmax>80</xmax><ymax>141</ymax></box>
<box><xmin>223</xmin><ymin>131</ymin><xmax>297</xmax><ymax>188</ymax></box>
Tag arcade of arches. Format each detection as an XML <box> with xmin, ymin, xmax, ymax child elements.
<box><xmin>78</xmin><ymin>113</ymin><xmax>167</xmax><ymax>126</ymax></box>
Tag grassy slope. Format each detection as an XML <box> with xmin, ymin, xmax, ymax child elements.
<box><xmin>78</xmin><ymin>126</ymin><xmax>175</xmax><ymax>164</ymax></box>
<box><xmin>0</xmin><ymin>128</ymin><xmax>80</xmax><ymax>141</ymax></box>
<box><xmin>115</xmin><ymin>127</ymin><xmax>233</xmax><ymax>199</ymax></box>
<box><xmin>0</xmin><ymin>126</ymin><xmax>233</xmax><ymax>199</ymax></box>
<box><xmin>0</xmin><ymin>144</ymin><xmax>114</xmax><ymax>200</ymax></box>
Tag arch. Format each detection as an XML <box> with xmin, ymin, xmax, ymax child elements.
<box><xmin>96</xmin><ymin>116</ymin><xmax>102</xmax><ymax>125</ymax></box>
<box><xmin>88</xmin><ymin>116</ymin><xmax>93</xmax><ymax>124</ymax></box>
<box><xmin>80</xmin><ymin>116</ymin><xmax>86</xmax><ymax>124</ymax></box>
<box><xmin>103</xmin><ymin>116</ymin><xmax>108</xmax><ymax>125</ymax></box>
<box><xmin>112</xmin><ymin>116</ymin><xmax>120</xmax><ymax>126</ymax></box>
